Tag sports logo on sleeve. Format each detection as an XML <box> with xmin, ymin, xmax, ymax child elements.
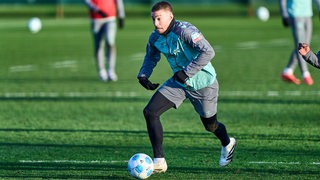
<box><xmin>191</xmin><ymin>32</ymin><xmax>203</xmax><ymax>43</ymax></box>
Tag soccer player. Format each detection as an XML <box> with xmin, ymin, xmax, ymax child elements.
<box><xmin>298</xmin><ymin>43</ymin><xmax>320</xmax><ymax>69</ymax></box>
<box><xmin>279</xmin><ymin>0</ymin><xmax>320</xmax><ymax>85</ymax></box>
<box><xmin>137</xmin><ymin>1</ymin><xmax>236</xmax><ymax>173</ymax></box>
<box><xmin>84</xmin><ymin>0</ymin><xmax>125</xmax><ymax>81</ymax></box>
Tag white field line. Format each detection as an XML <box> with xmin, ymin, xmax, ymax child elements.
<box><xmin>249</xmin><ymin>161</ymin><xmax>300</xmax><ymax>165</ymax></box>
<box><xmin>9</xmin><ymin>60</ymin><xmax>78</xmax><ymax>73</ymax></box>
<box><xmin>0</xmin><ymin>91</ymin><xmax>140</xmax><ymax>98</ymax></box>
<box><xmin>19</xmin><ymin>160</ymin><xmax>127</xmax><ymax>164</ymax></box>
<box><xmin>9</xmin><ymin>65</ymin><xmax>35</xmax><ymax>72</ymax></box>
<box><xmin>219</xmin><ymin>90</ymin><xmax>320</xmax><ymax>97</ymax></box>
<box><xmin>1</xmin><ymin>91</ymin><xmax>320</xmax><ymax>98</ymax></box>
<box><xmin>249</xmin><ymin>161</ymin><xmax>320</xmax><ymax>165</ymax></box>
<box><xmin>235</xmin><ymin>39</ymin><xmax>288</xmax><ymax>50</ymax></box>
<box><xmin>18</xmin><ymin>160</ymin><xmax>320</xmax><ymax>165</ymax></box>
<box><xmin>236</xmin><ymin>41</ymin><xmax>259</xmax><ymax>49</ymax></box>
<box><xmin>130</xmin><ymin>52</ymin><xmax>145</xmax><ymax>61</ymax></box>
<box><xmin>8</xmin><ymin>37</ymin><xmax>288</xmax><ymax>73</ymax></box>
<box><xmin>51</xmin><ymin>60</ymin><xmax>77</xmax><ymax>69</ymax></box>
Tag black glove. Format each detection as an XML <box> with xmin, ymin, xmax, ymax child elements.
<box><xmin>173</xmin><ymin>70</ymin><xmax>188</xmax><ymax>84</ymax></box>
<box><xmin>97</xmin><ymin>10</ymin><xmax>107</xmax><ymax>17</ymax></box>
<box><xmin>138</xmin><ymin>77</ymin><xmax>159</xmax><ymax>90</ymax></box>
<box><xmin>282</xmin><ymin>17</ymin><xmax>290</xmax><ymax>27</ymax></box>
<box><xmin>118</xmin><ymin>18</ymin><xmax>124</xmax><ymax>29</ymax></box>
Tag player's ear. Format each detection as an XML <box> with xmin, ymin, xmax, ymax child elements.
<box><xmin>169</xmin><ymin>12</ymin><xmax>173</xmax><ymax>19</ymax></box>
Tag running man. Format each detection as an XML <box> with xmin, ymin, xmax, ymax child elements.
<box><xmin>137</xmin><ymin>1</ymin><xmax>236</xmax><ymax>173</ymax></box>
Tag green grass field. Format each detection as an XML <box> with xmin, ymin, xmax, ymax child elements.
<box><xmin>0</xmin><ymin>12</ymin><xmax>320</xmax><ymax>179</ymax></box>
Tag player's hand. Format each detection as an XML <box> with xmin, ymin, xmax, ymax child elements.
<box><xmin>282</xmin><ymin>17</ymin><xmax>290</xmax><ymax>27</ymax></box>
<box><xmin>298</xmin><ymin>43</ymin><xmax>310</xmax><ymax>56</ymax></box>
<box><xmin>138</xmin><ymin>77</ymin><xmax>159</xmax><ymax>90</ymax></box>
<box><xmin>118</xmin><ymin>18</ymin><xmax>124</xmax><ymax>29</ymax></box>
<box><xmin>173</xmin><ymin>70</ymin><xmax>188</xmax><ymax>84</ymax></box>
<box><xmin>97</xmin><ymin>10</ymin><xmax>107</xmax><ymax>17</ymax></box>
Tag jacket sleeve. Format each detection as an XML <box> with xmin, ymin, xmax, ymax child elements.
<box><xmin>279</xmin><ymin>0</ymin><xmax>288</xmax><ymax>18</ymax></box>
<box><xmin>180</xmin><ymin>26</ymin><xmax>215</xmax><ymax>78</ymax></box>
<box><xmin>116</xmin><ymin>0</ymin><xmax>125</xmax><ymax>19</ymax></box>
<box><xmin>84</xmin><ymin>0</ymin><xmax>99</xmax><ymax>12</ymax></box>
<box><xmin>137</xmin><ymin>34</ymin><xmax>161</xmax><ymax>78</ymax></box>
<box><xmin>302</xmin><ymin>50</ymin><xmax>320</xmax><ymax>69</ymax></box>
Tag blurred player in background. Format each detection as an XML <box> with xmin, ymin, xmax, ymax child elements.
<box><xmin>298</xmin><ymin>43</ymin><xmax>320</xmax><ymax>69</ymax></box>
<box><xmin>84</xmin><ymin>0</ymin><xmax>125</xmax><ymax>82</ymax></box>
<box><xmin>137</xmin><ymin>1</ymin><xmax>236</xmax><ymax>173</ymax></box>
<box><xmin>279</xmin><ymin>0</ymin><xmax>320</xmax><ymax>85</ymax></box>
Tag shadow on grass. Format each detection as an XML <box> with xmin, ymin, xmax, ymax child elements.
<box><xmin>219</xmin><ymin>97</ymin><xmax>320</xmax><ymax>105</ymax></box>
<box><xmin>169</xmin><ymin>166</ymin><xmax>320</xmax><ymax>176</ymax></box>
<box><xmin>0</xmin><ymin>88</ymin><xmax>319</xmax><ymax>105</ymax></box>
<box><xmin>0</xmin><ymin>96</ymin><xmax>149</xmax><ymax>103</ymax></box>
<box><xmin>0</xmin><ymin>95</ymin><xmax>319</xmax><ymax>105</ymax></box>
<box><xmin>0</xmin><ymin>128</ymin><xmax>319</xmax><ymax>141</ymax></box>
<box><xmin>0</xmin><ymin>162</ymin><xmax>319</xmax><ymax>179</ymax></box>
<box><xmin>0</xmin><ymin>162</ymin><xmax>129</xmax><ymax>179</ymax></box>
<box><xmin>0</xmin><ymin>128</ymin><xmax>319</xmax><ymax>178</ymax></box>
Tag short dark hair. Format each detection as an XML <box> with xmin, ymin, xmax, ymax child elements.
<box><xmin>151</xmin><ymin>1</ymin><xmax>173</xmax><ymax>13</ymax></box>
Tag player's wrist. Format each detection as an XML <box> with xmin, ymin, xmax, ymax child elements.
<box><xmin>173</xmin><ymin>70</ymin><xmax>188</xmax><ymax>84</ymax></box>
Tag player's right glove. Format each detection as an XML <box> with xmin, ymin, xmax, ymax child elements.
<box><xmin>173</xmin><ymin>70</ymin><xmax>188</xmax><ymax>84</ymax></box>
<box><xmin>282</xmin><ymin>17</ymin><xmax>290</xmax><ymax>27</ymax></box>
<box><xmin>97</xmin><ymin>10</ymin><xmax>107</xmax><ymax>18</ymax></box>
<box><xmin>138</xmin><ymin>77</ymin><xmax>159</xmax><ymax>90</ymax></box>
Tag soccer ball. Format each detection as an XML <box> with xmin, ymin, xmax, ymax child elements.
<box><xmin>128</xmin><ymin>153</ymin><xmax>154</xmax><ymax>179</ymax></box>
<box><xmin>256</xmin><ymin>6</ymin><xmax>270</xmax><ymax>22</ymax></box>
<box><xmin>27</xmin><ymin>17</ymin><xmax>42</xmax><ymax>33</ymax></box>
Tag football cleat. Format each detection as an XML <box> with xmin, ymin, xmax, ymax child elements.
<box><xmin>219</xmin><ymin>137</ymin><xmax>236</xmax><ymax>167</ymax></box>
<box><xmin>153</xmin><ymin>158</ymin><xmax>167</xmax><ymax>173</ymax></box>
<box><xmin>281</xmin><ymin>73</ymin><xmax>301</xmax><ymax>85</ymax></box>
<box><xmin>98</xmin><ymin>69</ymin><xmax>108</xmax><ymax>82</ymax></box>
<box><xmin>303</xmin><ymin>75</ymin><xmax>314</xmax><ymax>85</ymax></box>
<box><xmin>107</xmin><ymin>71</ymin><xmax>118</xmax><ymax>82</ymax></box>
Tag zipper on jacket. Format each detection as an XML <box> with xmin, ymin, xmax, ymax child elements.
<box><xmin>166</xmin><ymin>36</ymin><xmax>181</xmax><ymax>70</ymax></box>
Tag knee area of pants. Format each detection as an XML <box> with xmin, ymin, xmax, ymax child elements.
<box><xmin>204</xmin><ymin>123</ymin><xmax>218</xmax><ymax>133</ymax></box>
<box><xmin>143</xmin><ymin>107</ymin><xmax>156</xmax><ymax>119</ymax></box>
<box><xmin>201</xmin><ymin>115</ymin><xmax>219</xmax><ymax>133</ymax></box>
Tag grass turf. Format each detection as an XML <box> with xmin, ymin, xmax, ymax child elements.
<box><xmin>0</xmin><ymin>14</ymin><xmax>320</xmax><ymax>179</ymax></box>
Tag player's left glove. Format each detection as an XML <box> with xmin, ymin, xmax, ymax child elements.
<box><xmin>138</xmin><ymin>77</ymin><xmax>159</xmax><ymax>90</ymax></box>
<box><xmin>118</xmin><ymin>18</ymin><xmax>124</xmax><ymax>29</ymax></box>
<box><xmin>282</xmin><ymin>17</ymin><xmax>290</xmax><ymax>27</ymax></box>
<box><xmin>173</xmin><ymin>70</ymin><xmax>188</xmax><ymax>84</ymax></box>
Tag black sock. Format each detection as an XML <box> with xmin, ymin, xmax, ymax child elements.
<box><xmin>214</xmin><ymin>122</ymin><xmax>230</xmax><ymax>147</ymax></box>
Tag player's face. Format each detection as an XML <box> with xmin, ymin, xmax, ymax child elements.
<box><xmin>151</xmin><ymin>9</ymin><xmax>173</xmax><ymax>34</ymax></box>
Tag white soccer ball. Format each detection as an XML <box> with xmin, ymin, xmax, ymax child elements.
<box><xmin>27</xmin><ymin>17</ymin><xmax>42</xmax><ymax>33</ymax></box>
<box><xmin>256</xmin><ymin>6</ymin><xmax>270</xmax><ymax>22</ymax></box>
<box><xmin>128</xmin><ymin>153</ymin><xmax>154</xmax><ymax>179</ymax></box>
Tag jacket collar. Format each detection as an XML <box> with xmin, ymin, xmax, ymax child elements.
<box><xmin>161</xmin><ymin>18</ymin><xmax>176</xmax><ymax>36</ymax></box>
